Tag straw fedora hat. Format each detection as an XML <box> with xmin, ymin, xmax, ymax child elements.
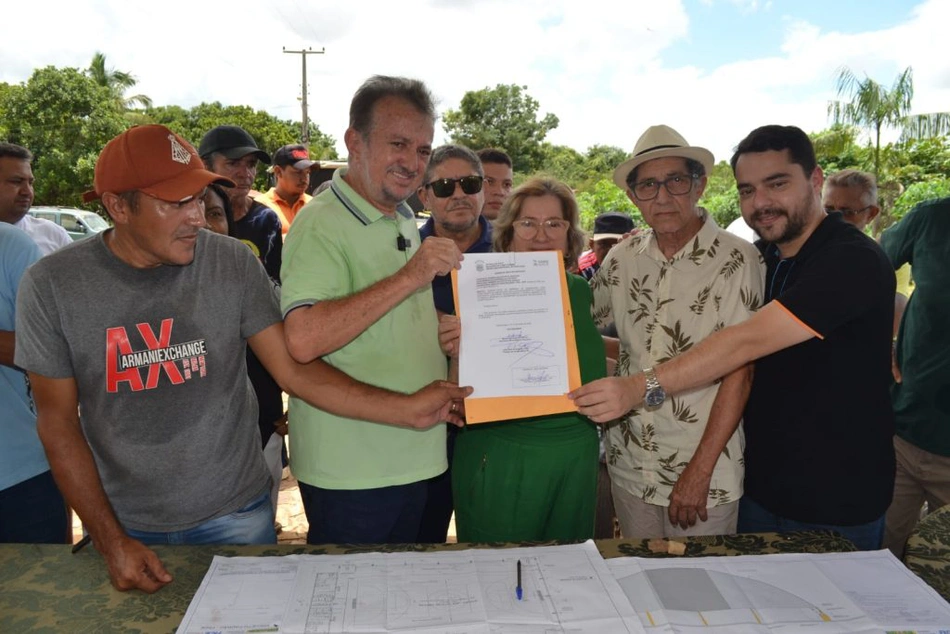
<box><xmin>612</xmin><ymin>125</ymin><xmax>715</xmax><ymax>190</ymax></box>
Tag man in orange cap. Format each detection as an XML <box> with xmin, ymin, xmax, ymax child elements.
<box><xmin>14</xmin><ymin>125</ymin><xmax>469</xmax><ymax>593</ymax></box>
<box><xmin>256</xmin><ymin>144</ymin><xmax>315</xmax><ymax>235</ymax></box>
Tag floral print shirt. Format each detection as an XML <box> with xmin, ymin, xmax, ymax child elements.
<box><xmin>591</xmin><ymin>212</ymin><xmax>765</xmax><ymax>508</ymax></box>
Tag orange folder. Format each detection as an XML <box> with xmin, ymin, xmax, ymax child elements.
<box><xmin>451</xmin><ymin>254</ymin><xmax>582</xmax><ymax>425</ymax></box>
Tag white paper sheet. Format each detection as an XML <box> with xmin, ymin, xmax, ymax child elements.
<box><xmin>456</xmin><ymin>251</ymin><xmax>569</xmax><ymax>398</ymax></box>
<box><xmin>178</xmin><ymin>541</ymin><xmax>646</xmax><ymax>634</ymax></box>
<box><xmin>607</xmin><ymin>549</ymin><xmax>950</xmax><ymax>634</ymax></box>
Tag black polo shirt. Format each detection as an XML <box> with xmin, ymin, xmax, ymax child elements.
<box><xmin>744</xmin><ymin>213</ymin><xmax>896</xmax><ymax>526</ymax></box>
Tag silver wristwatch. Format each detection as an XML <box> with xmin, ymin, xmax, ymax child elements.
<box><xmin>643</xmin><ymin>366</ymin><xmax>667</xmax><ymax>409</ymax></box>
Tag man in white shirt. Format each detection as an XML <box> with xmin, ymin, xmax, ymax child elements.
<box><xmin>0</xmin><ymin>143</ymin><xmax>71</xmax><ymax>255</ymax></box>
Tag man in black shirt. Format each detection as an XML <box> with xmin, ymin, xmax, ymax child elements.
<box><xmin>572</xmin><ymin>125</ymin><xmax>895</xmax><ymax>550</ymax></box>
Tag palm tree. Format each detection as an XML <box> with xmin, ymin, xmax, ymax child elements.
<box><xmin>829</xmin><ymin>65</ymin><xmax>950</xmax><ymax>177</ymax></box>
<box><xmin>900</xmin><ymin>112</ymin><xmax>950</xmax><ymax>143</ymax></box>
<box><xmin>87</xmin><ymin>52</ymin><xmax>152</xmax><ymax>110</ymax></box>
<box><xmin>827</xmin><ymin>66</ymin><xmax>913</xmax><ymax>177</ymax></box>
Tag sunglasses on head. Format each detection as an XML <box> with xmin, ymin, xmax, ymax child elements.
<box><xmin>425</xmin><ymin>175</ymin><xmax>483</xmax><ymax>198</ymax></box>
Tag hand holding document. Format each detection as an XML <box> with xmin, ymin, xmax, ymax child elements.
<box><xmin>451</xmin><ymin>251</ymin><xmax>581</xmax><ymax>424</ymax></box>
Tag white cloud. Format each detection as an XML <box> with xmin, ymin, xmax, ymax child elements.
<box><xmin>4</xmin><ymin>0</ymin><xmax>948</xmax><ymax>170</ymax></box>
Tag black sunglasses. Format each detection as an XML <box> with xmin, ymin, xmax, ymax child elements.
<box><xmin>425</xmin><ymin>175</ymin><xmax>483</xmax><ymax>198</ymax></box>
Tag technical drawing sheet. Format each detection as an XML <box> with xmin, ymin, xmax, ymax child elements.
<box><xmin>606</xmin><ymin>549</ymin><xmax>950</xmax><ymax>634</ymax></box>
<box><xmin>177</xmin><ymin>540</ymin><xmax>645</xmax><ymax>633</ymax></box>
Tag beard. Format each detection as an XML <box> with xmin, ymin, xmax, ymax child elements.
<box><xmin>752</xmin><ymin>208</ymin><xmax>807</xmax><ymax>244</ymax></box>
<box><xmin>438</xmin><ymin>203</ymin><xmax>479</xmax><ymax>234</ymax></box>
<box><xmin>751</xmin><ymin>189</ymin><xmax>814</xmax><ymax>245</ymax></box>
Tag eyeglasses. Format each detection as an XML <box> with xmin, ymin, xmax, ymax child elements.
<box><xmin>512</xmin><ymin>218</ymin><xmax>570</xmax><ymax>239</ymax></box>
<box><xmin>824</xmin><ymin>205</ymin><xmax>872</xmax><ymax>217</ymax></box>
<box><xmin>630</xmin><ymin>174</ymin><xmax>698</xmax><ymax>201</ymax></box>
<box><xmin>425</xmin><ymin>175</ymin><xmax>483</xmax><ymax>198</ymax></box>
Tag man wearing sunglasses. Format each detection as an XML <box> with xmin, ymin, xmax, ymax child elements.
<box><xmin>282</xmin><ymin>76</ymin><xmax>466</xmax><ymax>545</ymax></box>
<box><xmin>417</xmin><ymin>145</ymin><xmax>491</xmax><ymax>316</ymax></box>
<box><xmin>588</xmin><ymin>124</ymin><xmax>765</xmax><ymax>540</ymax></box>
<box><xmin>414</xmin><ymin>144</ymin><xmax>492</xmax><ymax>543</ymax></box>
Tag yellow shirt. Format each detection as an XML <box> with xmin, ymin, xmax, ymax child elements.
<box><xmin>255</xmin><ymin>188</ymin><xmax>312</xmax><ymax>235</ymax></box>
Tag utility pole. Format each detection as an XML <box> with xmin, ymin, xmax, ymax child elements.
<box><xmin>282</xmin><ymin>46</ymin><xmax>325</xmax><ymax>145</ymax></box>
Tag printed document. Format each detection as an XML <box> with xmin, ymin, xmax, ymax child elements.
<box><xmin>456</xmin><ymin>251</ymin><xmax>570</xmax><ymax>399</ymax></box>
<box><xmin>178</xmin><ymin>541</ymin><xmax>645</xmax><ymax>633</ymax></box>
<box><xmin>606</xmin><ymin>549</ymin><xmax>950</xmax><ymax>633</ymax></box>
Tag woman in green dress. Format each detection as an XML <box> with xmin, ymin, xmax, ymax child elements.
<box><xmin>442</xmin><ymin>177</ymin><xmax>606</xmax><ymax>542</ymax></box>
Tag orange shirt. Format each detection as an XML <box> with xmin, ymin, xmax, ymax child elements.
<box><xmin>255</xmin><ymin>188</ymin><xmax>312</xmax><ymax>235</ymax></box>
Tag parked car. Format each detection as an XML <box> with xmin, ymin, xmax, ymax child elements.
<box><xmin>29</xmin><ymin>206</ymin><xmax>110</xmax><ymax>241</ymax></box>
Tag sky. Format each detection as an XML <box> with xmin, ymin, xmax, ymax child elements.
<box><xmin>3</xmin><ymin>0</ymin><xmax>948</xmax><ymax>165</ymax></box>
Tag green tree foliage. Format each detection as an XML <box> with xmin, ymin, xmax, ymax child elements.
<box><xmin>828</xmin><ymin>66</ymin><xmax>914</xmax><ymax>177</ymax></box>
<box><xmin>698</xmin><ymin>162</ymin><xmax>741</xmax><ymax>229</ymax></box>
<box><xmin>900</xmin><ymin>112</ymin><xmax>950</xmax><ymax>143</ymax></box>
<box><xmin>891</xmin><ymin>179</ymin><xmax>950</xmax><ymax>222</ymax></box>
<box><xmin>828</xmin><ymin>66</ymin><xmax>950</xmax><ymax>180</ymax></box>
<box><xmin>537</xmin><ymin>143</ymin><xmax>586</xmax><ymax>186</ymax></box>
<box><xmin>1</xmin><ymin>66</ymin><xmax>128</xmax><ymax>206</ymax></box>
<box><xmin>0</xmin><ymin>83</ymin><xmax>21</xmax><ymax>138</ymax></box>
<box><xmin>575</xmin><ymin>178</ymin><xmax>642</xmax><ymax>232</ymax></box>
<box><xmin>443</xmin><ymin>84</ymin><xmax>558</xmax><ymax>173</ymax></box>
<box><xmin>148</xmin><ymin>102</ymin><xmax>338</xmax><ymax>191</ymax></box>
<box><xmin>541</xmin><ymin>143</ymin><xmax>629</xmax><ymax>190</ymax></box>
<box><xmin>87</xmin><ymin>52</ymin><xmax>152</xmax><ymax>111</ymax></box>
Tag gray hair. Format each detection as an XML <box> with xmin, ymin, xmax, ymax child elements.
<box><xmin>423</xmin><ymin>144</ymin><xmax>483</xmax><ymax>184</ymax></box>
<box><xmin>825</xmin><ymin>169</ymin><xmax>878</xmax><ymax>205</ymax></box>
<box><xmin>349</xmin><ymin>75</ymin><xmax>436</xmax><ymax>137</ymax></box>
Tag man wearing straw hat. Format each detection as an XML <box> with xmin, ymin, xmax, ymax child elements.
<box><xmin>589</xmin><ymin>124</ymin><xmax>764</xmax><ymax>539</ymax></box>
<box><xmin>575</xmin><ymin>125</ymin><xmax>896</xmax><ymax>550</ymax></box>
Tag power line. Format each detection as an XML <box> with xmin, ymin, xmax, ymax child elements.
<box><xmin>282</xmin><ymin>47</ymin><xmax>325</xmax><ymax>145</ymax></box>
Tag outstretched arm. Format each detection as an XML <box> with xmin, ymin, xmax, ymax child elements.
<box><xmin>571</xmin><ymin>301</ymin><xmax>813</xmax><ymax>422</ymax></box>
<box><xmin>252</xmin><ymin>322</ymin><xmax>470</xmax><ymax>429</ymax></box>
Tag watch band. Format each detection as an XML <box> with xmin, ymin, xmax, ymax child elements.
<box><xmin>643</xmin><ymin>366</ymin><xmax>660</xmax><ymax>392</ymax></box>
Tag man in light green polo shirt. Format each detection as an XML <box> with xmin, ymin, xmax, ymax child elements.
<box><xmin>281</xmin><ymin>76</ymin><xmax>464</xmax><ymax>545</ymax></box>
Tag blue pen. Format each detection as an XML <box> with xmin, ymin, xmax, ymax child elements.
<box><xmin>516</xmin><ymin>560</ymin><xmax>523</xmax><ymax>601</ymax></box>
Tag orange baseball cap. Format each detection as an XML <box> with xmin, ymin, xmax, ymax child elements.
<box><xmin>83</xmin><ymin>125</ymin><xmax>234</xmax><ymax>202</ymax></box>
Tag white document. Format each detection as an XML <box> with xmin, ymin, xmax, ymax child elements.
<box><xmin>814</xmin><ymin>550</ymin><xmax>950</xmax><ymax>634</ymax></box>
<box><xmin>178</xmin><ymin>540</ymin><xmax>646</xmax><ymax>634</ymax></box>
<box><xmin>456</xmin><ymin>251</ymin><xmax>569</xmax><ymax>398</ymax></box>
<box><xmin>607</xmin><ymin>549</ymin><xmax>950</xmax><ymax>634</ymax></box>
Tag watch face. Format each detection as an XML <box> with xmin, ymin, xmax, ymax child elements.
<box><xmin>645</xmin><ymin>387</ymin><xmax>666</xmax><ymax>408</ymax></box>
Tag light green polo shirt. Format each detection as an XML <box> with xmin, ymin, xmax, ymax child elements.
<box><xmin>281</xmin><ymin>168</ymin><xmax>448</xmax><ymax>489</ymax></box>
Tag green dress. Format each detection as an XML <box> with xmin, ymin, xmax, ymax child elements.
<box><xmin>452</xmin><ymin>274</ymin><xmax>607</xmax><ymax>542</ymax></box>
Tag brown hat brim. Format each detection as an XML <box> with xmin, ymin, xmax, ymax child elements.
<box><xmin>140</xmin><ymin>169</ymin><xmax>235</xmax><ymax>202</ymax></box>
<box><xmin>613</xmin><ymin>146</ymin><xmax>715</xmax><ymax>191</ymax></box>
<box><xmin>85</xmin><ymin>169</ymin><xmax>234</xmax><ymax>203</ymax></box>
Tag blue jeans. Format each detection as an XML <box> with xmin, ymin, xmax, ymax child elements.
<box><xmin>738</xmin><ymin>496</ymin><xmax>885</xmax><ymax>551</ymax></box>
<box><xmin>299</xmin><ymin>480</ymin><xmax>428</xmax><ymax>545</ymax></box>
<box><xmin>125</xmin><ymin>491</ymin><xmax>275</xmax><ymax>545</ymax></box>
<box><xmin>0</xmin><ymin>470</ymin><xmax>70</xmax><ymax>544</ymax></box>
